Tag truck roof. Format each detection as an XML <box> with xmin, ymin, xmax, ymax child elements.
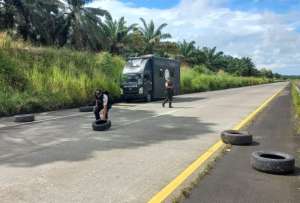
<box><xmin>128</xmin><ymin>55</ymin><xmax>180</xmax><ymax>63</ymax></box>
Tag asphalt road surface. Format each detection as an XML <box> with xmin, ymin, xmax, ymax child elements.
<box><xmin>0</xmin><ymin>83</ymin><xmax>287</xmax><ymax>203</ymax></box>
<box><xmin>184</xmin><ymin>86</ymin><xmax>300</xmax><ymax>203</ymax></box>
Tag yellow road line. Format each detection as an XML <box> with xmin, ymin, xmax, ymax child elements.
<box><xmin>233</xmin><ymin>88</ymin><xmax>284</xmax><ymax>130</ymax></box>
<box><xmin>148</xmin><ymin>87</ymin><xmax>285</xmax><ymax>203</ymax></box>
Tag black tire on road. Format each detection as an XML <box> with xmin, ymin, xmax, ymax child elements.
<box><xmin>14</xmin><ymin>114</ymin><xmax>35</xmax><ymax>122</ymax></box>
<box><xmin>251</xmin><ymin>151</ymin><xmax>295</xmax><ymax>174</ymax></box>
<box><xmin>92</xmin><ymin>120</ymin><xmax>111</xmax><ymax>131</ymax></box>
<box><xmin>79</xmin><ymin>106</ymin><xmax>94</xmax><ymax>112</ymax></box>
<box><xmin>221</xmin><ymin>130</ymin><xmax>253</xmax><ymax>145</ymax></box>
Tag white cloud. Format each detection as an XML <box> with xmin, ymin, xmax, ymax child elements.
<box><xmin>89</xmin><ymin>0</ymin><xmax>300</xmax><ymax>75</ymax></box>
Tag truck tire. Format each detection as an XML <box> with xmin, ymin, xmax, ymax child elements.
<box><xmin>79</xmin><ymin>106</ymin><xmax>94</xmax><ymax>112</ymax></box>
<box><xmin>251</xmin><ymin>151</ymin><xmax>295</xmax><ymax>174</ymax></box>
<box><xmin>221</xmin><ymin>130</ymin><xmax>252</xmax><ymax>145</ymax></box>
<box><xmin>14</xmin><ymin>114</ymin><xmax>35</xmax><ymax>122</ymax></box>
<box><xmin>146</xmin><ymin>93</ymin><xmax>152</xmax><ymax>102</ymax></box>
<box><xmin>92</xmin><ymin>120</ymin><xmax>111</xmax><ymax>131</ymax></box>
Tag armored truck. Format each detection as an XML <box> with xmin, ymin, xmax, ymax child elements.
<box><xmin>121</xmin><ymin>55</ymin><xmax>180</xmax><ymax>102</ymax></box>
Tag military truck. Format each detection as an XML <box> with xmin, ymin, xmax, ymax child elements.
<box><xmin>121</xmin><ymin>55</ymin><xmax>180</xmax><ymax>102</ymax></box>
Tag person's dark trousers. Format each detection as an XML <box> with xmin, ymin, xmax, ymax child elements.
<box><xmin>162</xmin><ymin>91</ymin><xmax>173</xmax><ymax>108</ymax></box>
<box><xmin>94</xmin><ymin>106</ymin><xmax>101</xmax><ymax>120</ymax></box>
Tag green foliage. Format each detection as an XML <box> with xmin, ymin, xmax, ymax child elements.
<box><xmin>260</xmin><ymin>68</ymin><xmax>274</xmax><ymax>78</ymax></box>
<box><xmin>291</xmin><ymin>82</ymin><xmax>300</xmax><ymax>117</ymax></box>
<box><xmin>291</xmin><ymin>82</ymin><xmax>300</xmax><ymax>134</ymax></box>
<box><xmin>0</xmin><ymin>47</ymin><xmax>125</xmax><ymax>116</ymax></box>
<box><xmin>177</xmin><ymin>40</ymin><xmax>196</xmax><ymax>63</ymax></box>
<box><xmin>138</xmin><ymin>18</ymin><xmax>172</xmax><ymax>54</ymax></box>
<box><xmin>180</xmin><ymin>68</ymin><xmax>271</xmax><ymax>94</ymax></box>
<box><xmin>193</xmin><ymin>64</ymin><xmax>213</xmax><ymax>75</ymax></box>
<box><xmin>100</xmin><ymin>16</ymin><xmax>137</xmax><ymax>54</ymax></box>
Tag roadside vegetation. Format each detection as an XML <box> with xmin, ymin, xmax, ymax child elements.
<box><xmin>0</xmin><ymin>0</ymin><xmax>283</xmax><ymax>116</ymax></box>
<box><xmin>180</xmin><ymin>66</ymin><xmax>271</xmax><ymax>94</ymax></box>
<box><xmin>0</xmin><ymin>34</ymin><xmax>124</xmax><ymax>116</ymax></box>
<box><xmin>291</xmin><ymin>82</ymin><xmax>300</xmax><ymax>132</ymax></box>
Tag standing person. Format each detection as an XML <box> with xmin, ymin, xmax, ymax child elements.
<box><xmin>162</xmin><ymin>78</ymin><xmax>174</xmax><ymax>108</ymax></box>
<box><xmin>94</xmin><ymin>89</ymin><xmax>110</xmax><ymax>122</ymax></box>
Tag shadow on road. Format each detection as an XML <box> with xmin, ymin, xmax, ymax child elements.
<box><xmin>0</xmin><ymin>107</ymin><xmax>215</xmax><ymax>167</ymax></box>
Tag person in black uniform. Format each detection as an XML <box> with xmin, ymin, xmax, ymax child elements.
<box><xmin>94</xmin><ymin>90</ymin><xmax>109</xmax><ymax>121</ymax></box>
<box><xmin>162</xmin><ymin>78</ymin><xmax>174</xmax><ymax>108</ymax></box>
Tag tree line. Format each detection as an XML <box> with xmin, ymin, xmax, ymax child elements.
<box><xmin>0</xmin><ymin>0</ymin><xmax>280</xmax><ymax>78</ymax></box>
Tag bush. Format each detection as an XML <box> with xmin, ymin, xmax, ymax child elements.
<box><xmin>0</xmin><ymin>33</ymin><xmax>273</xmax><ymax>116</ymax></box>
<box><xmin>0</xmin><ymin>46</ymin><xmax>125</xmax><ymax>116</ymax></box>
<box><xmin>181</xmin><ymin>68</ymin><xmax>271</xmax><ymax>94</ymax></box>
<box><xmin>292</xmin><ymin>82</ymin><xmax>300</xmax><ymax>117</ymax></box>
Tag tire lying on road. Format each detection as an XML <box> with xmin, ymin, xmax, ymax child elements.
<box><xmin>79</xmin><ymin>106</ymin><xmax>94</xmax><ymax>112</ymax></box>
<box><xmin>221</xmin><ymin>130</ymin><xmax>253</xmax><ymax>145</ymax></box>
<box><xmin>92</xmin><ymin>120</ymin><xmax>111</xmax><ymax>131</ymax></box>
<box><xmin>251</xmin><ymin>151</ymin><xmax>295</xmax><ymax>174</ymax></box>
<box><xmin>14</xmin><ymin>114</ymin><xmax>35</xmax><ymax>122</ymax></box>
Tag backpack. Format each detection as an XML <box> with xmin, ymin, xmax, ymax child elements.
<box><xmin>103</xmin><ymin>91</ymin><xmax>113</xmax><ymax>109</ymax></box>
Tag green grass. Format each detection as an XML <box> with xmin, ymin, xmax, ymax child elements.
<box><xmin>0</xmin><ymin>33</ymin><xmax>274</xmax><ymax>117</ymax></box>
<box><xmin>0</xmin><ymin>46</ymin><xmax>124</xmax><ymax>116</ymax></box>
<box><xmin>180</xmin><ymin>68</ymin><xmax>272</xmax><ymax>94</ymax></box>
<box><xmin>291</xmin><ymin>82</ymin><xmax>300</xmax><ymax>119</ymax></box>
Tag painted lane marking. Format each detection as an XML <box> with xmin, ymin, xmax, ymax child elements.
<box><xmin>148</xmin><ymin>86</ymin><xmax>286</xmax><ymax>203</ymax></box>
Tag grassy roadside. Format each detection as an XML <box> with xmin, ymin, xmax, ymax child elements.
<box><xmin>180</xmin><ymin>68</ymin><xmax>271</xmax><ymax>94</ymax></box>
<box><xmin>0</xmin><ymin>47</ymin><xmax>124</xmax><ymax>116</ymax></box>
<box><xmin>0</xmin><ymin>33</ymin><xmax>274</xmax><ymax>117</ymax></box>
<box><xmin>291</xmin><ymin>81</ymin><xmax>300</xmax><ymax>134</ymax></box>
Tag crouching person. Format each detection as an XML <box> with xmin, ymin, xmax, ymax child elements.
<box><xmin>94</xmin><ymin>89</ymin><xmax>111</xmax><ymax>123</ymax></box>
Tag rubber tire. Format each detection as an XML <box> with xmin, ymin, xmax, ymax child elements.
<box><xmin>251</xmin><ymin>151</ymin><xmax>295</xmax><ymax>174</ymax></box>
<box><xmin>221</xmin><ymin>130</ymin><xmax>252</xmax><ymax>145</ymax></box>
<box><xmin>92</xmin><ymin>120</ymin><xmax>111</xmax><ymax>131</ymax></box>
<box><xmin>146</xmin><ymin>93</ymin><xmax>152</xmax><ymax>102</ymax></box>
<box><xmin>79</xmin><ymin>106</ymin><xmax>94</xmax><ymax>112</ymax></box>
<box><xmin>14</xmin><ymin>114</ymin><xmax>35</xmax><ymax>122</ymax></box>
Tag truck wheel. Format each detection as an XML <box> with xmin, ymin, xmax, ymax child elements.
<box><xmin>14</xmin><ymin>114</ymin><xmax>35</xmax><ymax>122</ymax></box>
<box><xmin>146</xmin><ymin>93</ymin><xmax>152</xmax><ymax>102</ymax></box>
<box><xmin>92</xmin><ymin>120</ymin><xmax>111</xmax><ymax>131</ymax></box>
<box><xmin>221</xmin><ymin>130</ymin><xmax>252</xmax><ymax>145</ymax></box>
<box><xmin>79</xmin><ymin>106</ymin><xmax>94</xmax><ymax>112</ymax></box>
<box><xmin>251</xmin><ymin>151</ymin><xmax>295</xmax><ymax>174</ymax></box>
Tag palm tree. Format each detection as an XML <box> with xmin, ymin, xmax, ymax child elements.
<box><xmin>177</xmin><ymin>40</ymin><xmax>196</xmax><ymax>63</ymax></box>
<box><xmin>58</xmin><ymin>0</ymin><xmax>111</xmax><ymax>50</ymax></box>
<box><xmin>0</xmin><ymin>0</ymin><xmax>62</xmax><ymax>44</ymax></box>
<box><xmin>138</xmin><ymin>18</ymin><xmax>171</xmax><ymax>54</ymax></box>
<box><xmin>201</xmin><ymin>47</ymin><xmax>224</xmax><ymax>71</ymax></box>
<box><xmin>100</xmin><ymin>16</ymin><xmax>137</xmax><ymax>54</ymax></box>
<box><xmin>239</xmin><ymin>57</ymin><xmax>258</xmax><ymax>76</ymax></box>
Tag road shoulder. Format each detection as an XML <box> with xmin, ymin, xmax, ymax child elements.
<box><xmin>183</xmin><ymin>86</ymin><xmax>300</xmax><ymax>203</ymax></box>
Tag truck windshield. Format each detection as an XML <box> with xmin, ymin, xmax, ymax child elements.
<box><xmin>126</xmin><ymin>59</ymin><xmax>144</xmax><ymax>68</ymax></box>
<box><xmin>123</xmin><ymin>74</ymin><xmax>142</xmax><ymax>82</ymax></box>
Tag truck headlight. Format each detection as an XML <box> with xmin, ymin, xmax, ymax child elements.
<box><xmin>139</xmin><ymin>87</ymin><xmax>144</xmax><ymax>94</ymax></box>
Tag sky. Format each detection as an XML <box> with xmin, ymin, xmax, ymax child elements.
<box><xmin>88</xmin><ymin>0</ymin><xmax>300</xmax><ymax>75</ymax></box>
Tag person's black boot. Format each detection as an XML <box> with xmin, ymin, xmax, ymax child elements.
<box><xmin>162</xmin><ymin>102</ymin><xmax>165</xmax><ymax>108</ymax></box>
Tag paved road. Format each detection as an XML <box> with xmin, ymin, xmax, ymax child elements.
<box><xmin>184</xmin><ymin>86</ymin><xmax>300</xmax><ymax>203</ymax></box>
<box><xmin>0</xmin><ymin>83</ymin><xmax>287</xmax><ymax>203</ymax></box>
